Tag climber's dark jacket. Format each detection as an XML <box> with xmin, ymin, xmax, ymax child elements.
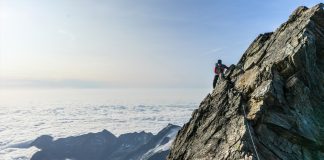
<box><xmin>213</xmin><ymin>63</ymin><xmax>228</xmax><ymax>88</ymax></box>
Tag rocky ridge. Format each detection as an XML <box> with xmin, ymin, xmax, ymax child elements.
<box><xmin>168</xmin><ymin>4</ymin><xmax>324</xmax><ymax>160</ymax></box>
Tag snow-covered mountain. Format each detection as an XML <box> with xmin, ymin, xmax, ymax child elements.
<box><xmin>30</xmin><ymin>124</ymin><xmax>180</xmax><ymax>160</ymax></box>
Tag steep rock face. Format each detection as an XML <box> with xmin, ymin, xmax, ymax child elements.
<box><xmin>168</xmin><ymin>4</ymin><xmax>324</xmax><ymax>160</ymax></box>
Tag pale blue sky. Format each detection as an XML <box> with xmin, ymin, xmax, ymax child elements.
<box><xmin>0</xmin><ymin>0</ymin><xmax>322</xmax><ymax>89</ymax></box>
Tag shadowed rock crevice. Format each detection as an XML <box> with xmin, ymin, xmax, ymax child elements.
<box><xmin>168</xmin><ymin>3</ymin><xmax>324</xmax><ymax>160</ymax></box>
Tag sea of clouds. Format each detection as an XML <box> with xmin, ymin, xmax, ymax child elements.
<box><xmin>0</xmin><ymin>88</ymin><xmax>208</xmax><ymax>159</ymax></box>
<box><xmin>0</xmin><ymin>104</ymin><xmax>196</xmax><ymax>160</ymax></box>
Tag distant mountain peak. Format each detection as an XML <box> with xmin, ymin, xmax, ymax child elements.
<box><xmin>30</xmin><ymin>124</ymin><xmax>180</xmax><ymax>160</ymax></box>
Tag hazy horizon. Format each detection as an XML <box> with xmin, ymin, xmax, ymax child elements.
<box><xmin>1</xmin><ymin>0</ymin><xmax>322</xmax><ymax>91</ymax></box>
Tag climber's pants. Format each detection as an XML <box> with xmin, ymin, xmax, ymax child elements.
<box><xmin>213</xmin><ymin>75</ymin><xmax>219</xmax><ymax>88</ymax></box>
<box><xmin>213</xmin><ymin>73</ymin><xmax>226</xmax><ymax>88</ymax></box>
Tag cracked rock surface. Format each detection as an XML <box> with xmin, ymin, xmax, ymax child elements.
<box><xmin>168</xmin><ymin>4</ymin><xmax>324</xmax><ymax>160</ymax></box>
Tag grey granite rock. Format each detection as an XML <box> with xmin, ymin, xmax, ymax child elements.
<box><xmin>168</xmin><ymin>4</ymin><xmax>324</xmax><ymax>160</ymax></box>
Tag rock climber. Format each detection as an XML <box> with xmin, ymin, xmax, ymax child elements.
<box><xmin>213</xmin><ymin>59</ymin><xmax>229</xmax><ymax>88</ymax></box>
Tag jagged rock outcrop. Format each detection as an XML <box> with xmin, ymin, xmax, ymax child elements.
<box><xmin>168</xmin><ymin>4</ymin><xmax>324</xmax><ymax>160</ymax></box>
<box><xmin>30</xmin><ymin>124</ymin><xmax>180</xmax><ymax>160</ymax></box>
